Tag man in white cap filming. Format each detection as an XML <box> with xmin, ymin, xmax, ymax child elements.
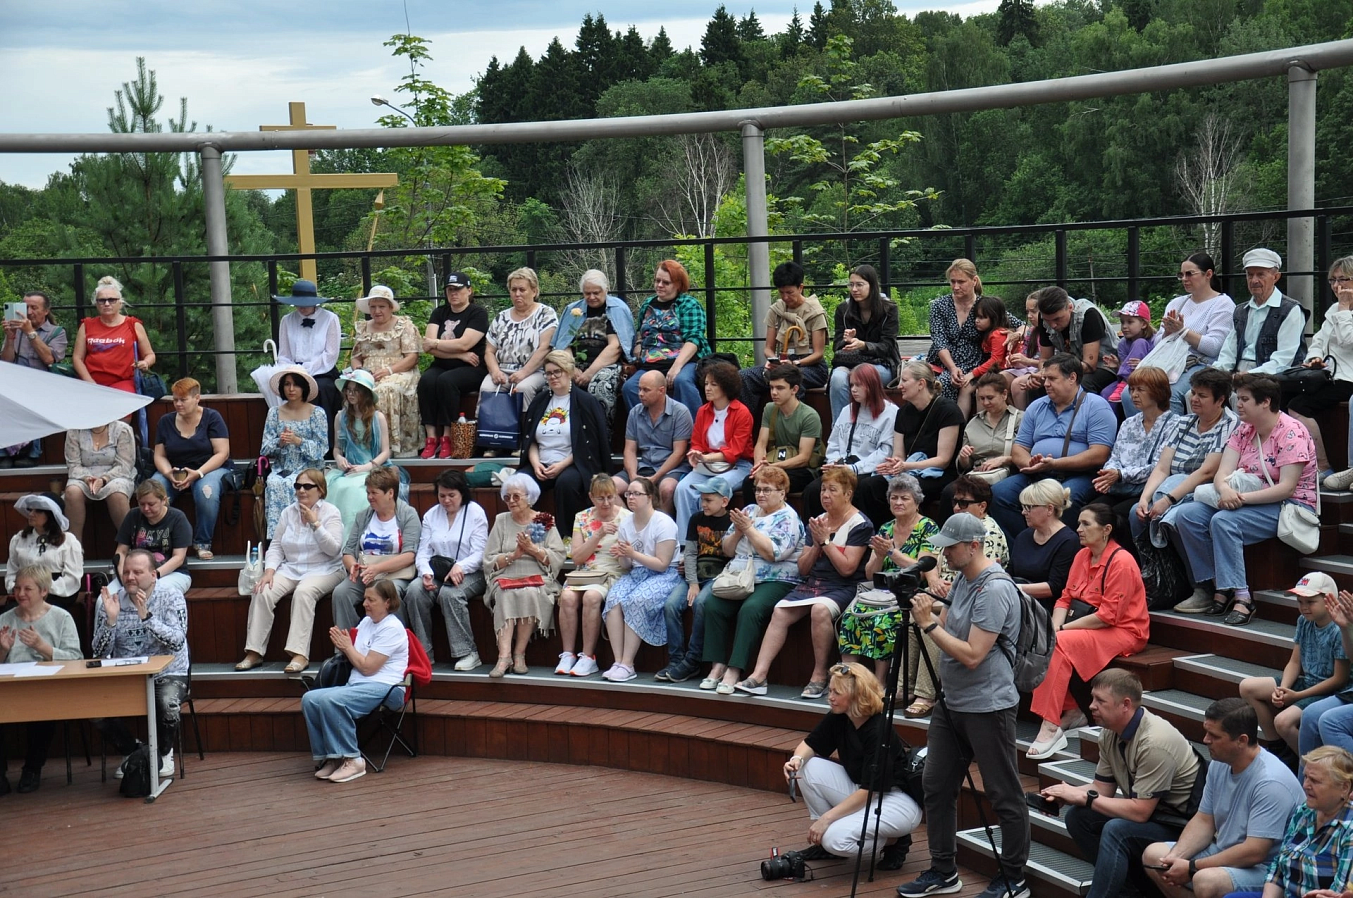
<box><xmin>1213</xmin><ymin>248</ymin><xmax>1307</xmax><ymax>376</ymax></box>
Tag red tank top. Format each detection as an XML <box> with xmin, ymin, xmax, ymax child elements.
<box><xmin>82</xmin><ymin>316</ymin><xmax>141</xmax><ymax>390</ymax></box>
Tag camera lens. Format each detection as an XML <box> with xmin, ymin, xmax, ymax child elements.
<box><xmin>761</xmin><ymin>857</ymin><xmax>791</xmax><ymax>880</ymax></box>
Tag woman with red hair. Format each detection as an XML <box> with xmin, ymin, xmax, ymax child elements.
<box><xmin>803</xmin><ymin>364</ymin><xmax>900</xmax><ymax>526</ymax></box>
<box><xmin>620</xmin><ymin>260</ymin><xmax>710</xmax><ymax>416</ymax></box>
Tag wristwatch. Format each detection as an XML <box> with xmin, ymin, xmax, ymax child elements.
<box><xmin>1084</xmin><ymin>789</ymin><xmax>1099</xmax><ymax>809</ymax></box>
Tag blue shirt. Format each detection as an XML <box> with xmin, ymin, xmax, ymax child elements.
<box><xmin>625</xmin><ymin>397</ymin><xmax>694</xmax><ymax>474</ymax></box>
<box><xmin>1294</xmin><ymin>616</ymin><xmax>1351</xmax><ymax>694</ymax></box>
<box><xmin>551</xmin><ymin>295</ymin><xmax>637</xmax><ymax>361</ymax></box>
<box><xmin>1016</xmin><ymin>388</ymin><xmax>1118</xmax><ymax>460</ymax></box>
<box><xmin>1200</xmin><ymin>749</ymin><xmax>1304</xmax><ymax>863</ymax></box>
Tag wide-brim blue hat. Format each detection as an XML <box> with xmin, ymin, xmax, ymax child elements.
<box><xmin>336</xmin><ymin>368</ymin><xmax>377</xmax><ymax>395</ymax></box>
<box><xmin>273</xmin><ymin>279</ymin><xmax>331</xmax><ymax>306</ymax></box>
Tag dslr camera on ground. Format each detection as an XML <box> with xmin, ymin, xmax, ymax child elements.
<box><xmin>761</xmin><ymin>849</ymin><xmax>811</xmax><ymax>882</ymax></box>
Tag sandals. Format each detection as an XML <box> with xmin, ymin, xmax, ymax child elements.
<box><xmin>734</xmin><ymin>677</ymin><xmax>769</xmax><ymax>696</ymax></box>
<box><xmin>1223</xmin><ymin>600</ymin><xmax>1256</xmax><ymax>627</ymax></box>
<box><xmin>800</xmin><ymin>680</ymin><xmax>828</xmax><ymax>700</ymax></box>
<box><xmin>235</xmin><ymin>652</ymin><xmax>264</xmax><ymax>671</ymax></box>
<box><xmin>903</xmin><ymin>697</ymin><xmax>935</xmax><ymax>719</ymax></box>
<box><xmin>284</xmin><ymin>656</ymin><xmax>309</xmax><ymax>674</ymax></box>
<box><xmin>194</xmin><ymin>544</ymin><xmax>214</xmax><ymax>560</ymax></box>
<box><xmin>489</xmin><ymin>658</ymin><xmax>511</xmax><ymax>679</ymax></box>
<box><xmin>1203</xmin><ymin>590</ymin><xmax>1236</xmax><ymax>617</ymax></box>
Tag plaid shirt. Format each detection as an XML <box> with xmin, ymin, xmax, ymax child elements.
<box><xmin>635</xmin><ymin>292</ymin><xmax>710</xmax><ymax>359</ymax></box>
<box><xmin>1266</xmin><ymin>803</ymin><xmax>1353</xmax><ymax>898</ymax></box>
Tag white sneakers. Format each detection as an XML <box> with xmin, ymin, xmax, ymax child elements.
<box><xmin>555</xmin><ymin>652</ymin><xmax>577</xmax><ymax>675</ymax></box>
<box><xmin>454</xmin><ymin>652</ymin><xmax>482</xmax><ymax>672</ymax></box>
<box><xmin>600</xmin><ymin>662</ymin><xmax>637</xmax><ymax>682</ymax></box>
<box><xmin>327</xmin><ymin>757</ymin><xmax>366</xmax><ymax>783</ymax></box>
<box><xmin>569</xmin><ymin>655</ymin><xmax>599</xmax><ymax>677</ymax></box>
<box><xmin>159</xmin><ymin>750</ymin><xmax>175</xmax><ymax>778</ymax></box>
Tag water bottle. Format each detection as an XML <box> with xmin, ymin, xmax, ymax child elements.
<box><xmin>457</xmin><ymin>412</ymin><xmax>467</xmax><ymax>424</ymax></box>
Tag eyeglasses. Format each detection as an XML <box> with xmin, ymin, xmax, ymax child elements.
<box><xmin>1177</xmin><ymin>270</ymin><xmax>1202</xmax><ymax>280</ymax></box>
<box><xmin>1020</xmin><ymin>504</ymin><xmax>1048</xmax><ymax>513</ymax></box>
<box><xmin>95</xmin><ymin>297</ymin><xmax>120</xmax><ymax>304</ymax></box>
<box><xmin>1329</xmin><ymin>276</ymin><xmax>1353</xmax><ymax>286</ymax></box>
<box><xmin>953</xmin><ymin>498</ymin><xmax>976</xmax><ymax>508</ymax></box>
<box><xmin>754</xmin><ymin>486</ymin><xmax>783</xmax><ymax>494</ymax></box>
<box><xmin>544</xmin><ymin>369</ymin><xmax>567</xmax><ymax>379</ymax></box>
<box><xmin>624</xmin><ymin>490</ymin><xmax>648</xmax><ymax>498</ymax></box>
<box><xmin>293</xmin><ymin>482</ymin><xmax>318</xmax><ymax>491</ymax></box>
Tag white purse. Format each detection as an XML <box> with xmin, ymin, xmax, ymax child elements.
<box><xmin>237</xmin><ymin>541</ymin><xmax>264</xmax><ymax>595</ymax></box>
<box><xmin>1254</xmin><ymin>433</ymin><xmax>1321</xmax><ymax>555</ymax></box>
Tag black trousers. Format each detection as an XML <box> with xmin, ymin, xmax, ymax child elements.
<box><xmin>0</xmin><ymin>721</ymin><xmax>57</xmax><ymax>774</ymax></box>
<box><xmin>525</xmin><ymin>464</ymin><xmax>591</xmax><ymax>540</ymax></box>
<box><xmin>419</xmin><ymin>364</ymin><xmax>485</xmax><ymax>429</ymax></box>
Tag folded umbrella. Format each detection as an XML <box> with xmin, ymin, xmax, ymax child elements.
<box><xmin>0</xmin><ymin>362</ymin><xmax>153</xmax><ymax>446</ymax></box>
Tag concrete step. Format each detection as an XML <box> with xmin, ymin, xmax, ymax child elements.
<box><xmin>1173</xmin><ymin>653</ymin><xmax>1283</xmax><ymax>697</ymax></box>
<box><xmin>956</xmin><ymin>827</ymin><xmax>1092</xmax><ymax>897</ymax></box>
<box><xmin>1300</xmin><ymin>554</ymin><xmax>1353</xmax><ymax>579</ymax></box>
<box><xmin>1139</xmin><ymin>688</ymin><xmax>1214</xmax><ymax>741</ymax></box>
<box><xmin>1037</xmin><ymin>758</ymin><xmax>1097</xmax><ymax>788</ymax></box>
<box><xmin>1145</xmin><ymin>611</ymin><xmax>1294</xmax><ymax>670</ymax></box>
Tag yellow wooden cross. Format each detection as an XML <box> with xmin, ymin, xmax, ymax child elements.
<box><xmin>225</xmin><ymin>101</ymin><xmax>399</xmax><ymax>283</ymax></box>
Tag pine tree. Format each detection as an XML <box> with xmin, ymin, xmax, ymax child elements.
<box><xmin>782</xmin><ymin>8</ymin><xmax>806</xmax><ymax>57</ymax></box>
<box><xmin>1120</xmin><ymin>0</ymin><xmax>1154</xmax><ymax>32</ymax></box>
<box><xmin>738</xmin><ymin>10</ymin><xmax>766</xmax><ymax>42</ymax></box>
<box><xmin>650</xmin><ymin>27</ymin><xmax>674</xmax><ymax>65</ymax></box>
<box><xmin>807</xmin><ymin>2</ymin><xmax>830</xmax><ymax>50</ymax></box>
<box><xmin>615</xmin><ymin>26</ymin><xmax>653</xmax><ymax>82</ymax></box>
<box><xmin>997</xmin><ymin>0</ymin><xmax>1038</xmax><ymax>45</ymax></box>
<box><xmin>574</xmin><ymin>13</ymin><xmax>618</xmax><ymax>110</ymax></box>
<box><xmin>701</xmin><ymin>5</ymin><xmax>743</xmax><ymax>67</ymax></box>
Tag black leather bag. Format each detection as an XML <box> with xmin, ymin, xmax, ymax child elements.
<box><xmin>1135</xmin><ymin>529</ymin><xmax>1191</xmax><ymax>611</ymax></box>
<box><xmin>316</xmin><ymin>652</ymin><xmax>353</xmax><ymax>689</ymax></box>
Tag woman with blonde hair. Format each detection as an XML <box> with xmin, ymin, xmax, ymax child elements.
<box><xmin>781</xmin><ymin>661</ymin><xmax>922</xmax><ymax>867</ymax></box>
<box><xmin>71</xmin><ymin>275</ymin><xmax>156</xmax><ymax>395</ymax></box>
<box><xmin>1006</xmin><ymin>478</ymin><xmax>1080</xmax><ymax>609</ymax></box>
<box><xmin>519</xmin><ymin>349</ymin><xmax>612</xmax><ymax>538</ymax></box>
<box><xmin>555</xmin><ymin>474</ymin><xmax>631</xmax><ymax>678</ymax></box>
<box><xmin>478</xmin><ymin>267</ymin><xmax>559</xmax><ymax>453</ymax></box>
<box><xmin>927</xmin><ymin>259</ymin><xmax>1020</xmax><ymax>403</ymax></box>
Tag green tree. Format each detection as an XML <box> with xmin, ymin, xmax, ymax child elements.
<box><xmin>807</xmin><ymin>2</ymin><xmax>831</xmax><ymax>49</ymax></box>
<box><xmin>997</xmin><ymin>0</ymin><xmax>1039</xmax><ymax>45</ymax></box>
<box><xmin>701</xmin><ymin>6</ymin><xmax>744</xmax><ymax>68</ymax></box>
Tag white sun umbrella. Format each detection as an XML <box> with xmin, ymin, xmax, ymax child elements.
<box><xmin>0</xmin><ymin>362</ymin><xmax>153</xmax><ymax>446</ymax></box>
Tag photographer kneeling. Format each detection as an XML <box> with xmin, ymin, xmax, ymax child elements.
<box><xmin>783</xmin><ymin>661</ymin><xmax>921</xmax><ymax>869</ymax></box>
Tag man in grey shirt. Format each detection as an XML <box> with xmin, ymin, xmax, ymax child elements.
<box><xmin>1</xmin><ymin>290</ymin><xmax>69</xmax><ymax>467</ymax></box>
<box><xmin>898</xmin><ymin>513</ymin><xmax>1030</xmax><ymax>898</ymax></box>
<box><xmin>1143</xmin><ymin>697</ymin><xmax>1304</xmax><ymax>898</ymax></box>
<box><xmin>616</xmin><ymin>370</ymin><xmax>692</xmax><ymax>514</ymax></box>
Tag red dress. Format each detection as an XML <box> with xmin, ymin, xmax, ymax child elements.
<box><xmin>81</xmin><ymin>316</ymin><xmax>141</xmax><ymax>393</ymax></box>
<box><xmin>1031</xmin><ymin>540</ymin><xmax>1150</xmax><ymax>723</ymax></box>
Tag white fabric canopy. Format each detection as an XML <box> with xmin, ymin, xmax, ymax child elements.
<box><xmin>0</xmin><ymin>363</ymin><xmax>152</xmax><ymax>446</ymax></box>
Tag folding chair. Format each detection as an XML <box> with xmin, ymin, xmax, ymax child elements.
<box><xmin>358</xmin><ymin>628</ymin><xmax>431</xmax><ymax>773</ymax></box>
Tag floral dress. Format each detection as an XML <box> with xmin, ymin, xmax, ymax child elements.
<box><xmin>839</xmin><ymin>516</ymin><xmax>940</xmax><ymax>660</ymax></box>
<box><xmin>484</xmin><ymin>511</ymin><xmax>565</xmax><ymax>636</ymax></box>
<box><xmin>260</xmin><ymin>405</ymin><xmax>328</xmax><ymax>537</ymax></box>
<box><xmin>602</xmin><ymin>512</ymin><xmax>683</xmax><ymax>645</ymax></box>
<box><xmin>570</xmin><ymin>505</ymin><xmax>632</xmax><ymax>598</ymax></box>
<box><xmin>352</xmin><ymin>316</ymin><xmax>422</xmax><ymax>457</ymax></box>
<box><xmin>64</xmin><ymin>421</ymin><xmax>136</xmax><ymax>500</ymax></box>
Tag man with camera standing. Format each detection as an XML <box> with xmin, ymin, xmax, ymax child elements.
<box><xmin>1</xmin><ymin>290</ymin><xmax>68</xmax><ymax>467</ymax></box>
<box><xmin>1034</xmin><ymin>669</ymin><xmax>1202</xmax><ymax>898</ymax></box>
<box><xmin>898</xmin><ymin>513</ymin><xmax>1029</xmax><ymax>898</ymax></box>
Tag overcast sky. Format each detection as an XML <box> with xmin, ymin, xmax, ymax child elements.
<box><xmin>0</xmin><ymin>0</ymin><xmax>1005</xmax><ymax>189</ymax></box>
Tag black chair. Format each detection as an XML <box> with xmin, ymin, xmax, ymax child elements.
<box><xmin>359</xmin><ymin>673</ymin><xmax>418</xmax><ymax>773</ymax></box>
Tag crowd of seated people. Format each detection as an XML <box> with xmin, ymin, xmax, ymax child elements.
<box><xmin>7</xmin><ymin>250</ymin><xmax>1353</xmax><ymax>806</ymax></box>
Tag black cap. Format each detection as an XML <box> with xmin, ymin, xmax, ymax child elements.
<box><xmin>445</xmin><ymin>272</ymin><xmax>470</xmax><ymax>289</ymax></box>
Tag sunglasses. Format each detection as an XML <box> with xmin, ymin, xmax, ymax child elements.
<box><xmin>294</xmin><ymin>482</ymin><xmax>318</xmax><ymax>491</ymax></box>
<box><xmin>829</xmin><ymin>663</ymin><xmax>855</xmax><ymax>677</ymax></box>
<box><xmin>95</xmin><ymin>297</ymin><xmax>120</xmax><ymax>305</ymax></box>
<box><xmin>953</xmin><ymin>498</ymin><xmax>977</xmax><ymax>508</ymax></box>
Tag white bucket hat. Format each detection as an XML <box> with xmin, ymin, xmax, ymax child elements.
<box><xmin>356</xmin><ymin>285</ymin><xmax>399</xmax><ymax>315</ymax></box>
<box><xmin>15</xmin><ymin>493</ymin><xmax>70</xmax><ymax>532</ymax></box>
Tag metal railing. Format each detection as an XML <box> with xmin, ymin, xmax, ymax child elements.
<box><xmin>4</xmin><ymin>205</ymin><xmax>1350</xmax><ymax>386</ymax></box>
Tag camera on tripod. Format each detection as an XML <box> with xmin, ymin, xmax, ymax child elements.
<box><xmin>873</xmin><ymin>556</ymin><xmax>937</xmax><ymax>602</ymax></box>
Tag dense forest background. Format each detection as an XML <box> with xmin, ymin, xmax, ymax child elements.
<box><xmin>1</xmin><ymin>0</ymin><xmax>1351</xmax><ymax>386</ymax></box>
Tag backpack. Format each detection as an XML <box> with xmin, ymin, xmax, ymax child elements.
<box><xmin>119</xmin><ymin>744</ymin><xmax>153</xmax><ymax>798</ymax></box>
<box><xmin>982</xmin><ymin>569</ymin><xmax>1056</xmax><ymax>692</ymax></box>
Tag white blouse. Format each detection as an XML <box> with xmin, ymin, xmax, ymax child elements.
<box><xmin>264</xmin><ymin>500</ymin><xmax>344</xmax><ymax>581</ymax></box>
<box><xmin>416</xmin><ymin>502</ymin><xmax>489</xmax><ymax>578</ymax></box>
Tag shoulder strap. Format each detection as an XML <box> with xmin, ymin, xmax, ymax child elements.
<box><xmin>1060</xmin><ymin>391</ymin><xmax>1086</xmax><ymax>458</ymax></box>
<box><xmin>1098</xmin><ymin>546</ymin><xmax>1124</xmax><ymax>597</ymax></box>
<box><xmin>1001</xmin><ymin>408</ymin><xmax>1019</xmax><ymax>455</ymax></box>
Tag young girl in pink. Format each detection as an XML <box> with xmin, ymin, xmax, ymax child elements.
<box><xmin>1102</xmin><ymin>300</ymin><xmax>1157</xmax><ymax>404</ymax></box>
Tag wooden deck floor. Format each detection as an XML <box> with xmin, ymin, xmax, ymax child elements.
<box><xmin>7</xmin><ymin>752</ymin><xmax>993</xmax><ymax>898</ymax></box>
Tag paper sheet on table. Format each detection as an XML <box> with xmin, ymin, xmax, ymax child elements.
<box><xmin>0</xmin><ymin>661</ymin><xmax>41</xmax><ymax>676</ymax></box>
<box><xmin>12</xmin><ymin>665</ymin><xmax>62</xmax><ymax>677</ymax></box>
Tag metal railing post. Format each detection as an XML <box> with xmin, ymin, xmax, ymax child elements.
<box><xmin>704</xmin><ymin>241</ymin><xmax>717</xmax><ymax>351</ymax></box>
<box><xmin>742</xmin><ymin>121</ymin><xmax>771</xmax><ymax>365</ymax></box>
<box><xmin>879</xmin><ymin>236</ymin><xmax>892</xmax><ymax>298</ymax></box>
<box><xmin>198</xmin><ymin>144</ymin><xmax>237</xmax><ymax>392</ymax></box>
<box><xmin>614</xmin><ymin>246</ymin><xmax>627</xmax><ymax>299</ymax></box>
<box><xmin>1221</xmin><ymin>220</ymin><xmax>1236</xmax><ymax>299</ymax></box>
<box><xmin>267</xmin><ymin>260</ymin><xmax>280</xmax><ymax>341</ymax></box>
<box><xmin>73</xmin><ymin>263</ymin><xmax>86</xmax><ymax>322</ymax></box>
<box><xmin>1055</xmin><ymin>230</ymin><xmax>1068</xmax><ymax>287</ymax></box>
<box><xmin>1127</xmin><ymin>227</ymin><xmax>1140</xmax><ymax>301</ymax></box>
<box><xmin>172</xmin><ymin>261</ymin><xmax>188</xmax><ymax>380</ymax></box>
<box><xmin>1288</xmin><ymin>62</ymin><xmax>1318</xmax><ymax>316</ymax></box>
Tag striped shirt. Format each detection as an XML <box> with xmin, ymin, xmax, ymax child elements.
<box><xmin>1265</xmin><ymin>803</ymin><xmax>1353</xmax><ymax>898</ymax></box>
<box><xmin>1166</xmin><ymin>408</ymin><xmax>1238</xmax><ymax>476</ymax></box>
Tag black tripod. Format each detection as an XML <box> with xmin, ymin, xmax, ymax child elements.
<box><xmin>847</xmin><ymin>588</ymin><xmax>1018</xmax><ymax>898</ymax></box>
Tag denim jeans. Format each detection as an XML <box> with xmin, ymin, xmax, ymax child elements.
<box><xmin>1065</xmin><ymin>805</ymin><xmax>1181</xmax><ymax>898</ymax></box>
<box><xmin>622</xmin><ymin>365</ymin><xmax>702</xmax><ymax>420</ymax></box>
<box><xmin>1297</xmin><ymin>695</ymin><xmax>1353</xmax><ymax>757</ymax></box>
<box><xmin>674</xmin><ymin>460</ymin><xmax>752</xmax><ymax>537</ymax></box>
<box><xmin>991</xmin><ymin>472</ymin><xmax>1099</xmax><ymax>542</ymax></box>
<box><xmin>152</xmin><ymin>468</ymin><xmax>230</xmax><ymax>547</ymax></box>
<box><xmin>93</xmin><ymin>674</ymin><xmax>188</xmax><ymax>757</ymax></box>
<box><xmin>829</xmin><ymin>364</ymin><xmax>892</xmax><ymax>424</ymax></box>
<box><xmin>1128</xmin><ymin>473</ymin><xmax>1192</xmax><ymax>542</ymax></box>
<box><xmin>301</xmin><ymin>680</ymin><xmax>403</xmax><ymax>760</ymax></box>
<box><xmin>664</xmin><ymin>580</ymin><xmax>711</xmax><ymax>666</ymax></box>
<box><xmin>1170</xmin><ymin>499</ymin><xmax>1282</xmax><ymax>590</ymax></box>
